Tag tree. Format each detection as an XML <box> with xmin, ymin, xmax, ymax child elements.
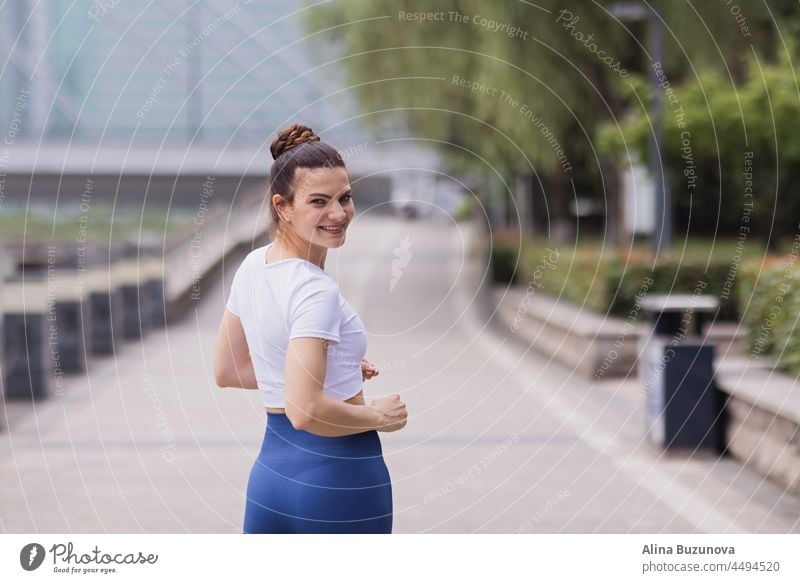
<box><xmin>303</xmin><ymin>0</ymin><xmax>800</xmax><ymax>245</ymax></box>
<box><xmin>599</xmin><ymin>41</ymin><xmax>800</xmax><ymax>249</ymax></box>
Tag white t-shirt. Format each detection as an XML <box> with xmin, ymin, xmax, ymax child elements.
<box><xmin>225</xmin><ymin>242</ymin><xmax>367</xmax><ymax>408</ymax></box>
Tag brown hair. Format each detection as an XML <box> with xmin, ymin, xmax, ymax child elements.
<box><xmin>268</xmin><ymin>124</ymin><xmax>346</xmax><ymax>233</ymax></box>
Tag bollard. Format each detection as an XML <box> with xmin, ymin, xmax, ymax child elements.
<box><xmin>1</xmin><ymin>279</ymin><xmax>50</xmax><ymax>400</ymax></box>
<box><xmin>86</xmin><ymin>266</ymin><xmax>121</xmax><ymax>356</ymax></box>
<box><xmin>52</xmin><ymin>301</ymin><xmax>87</xmax><ymax>373</ymax></box>
<box><xmin>141</xmin><ymin>257</ymin><xmax>166</xmax><ymax>328</ymax></box>
<box><xmin>49</xmin><ymin>273</ymin><xmax>89</xmax><ymax>374</ymax></box>
<box><xmin>113</xmin><ymin>258</ymin><xmax>149</xmax><ymax>340</ymax></box>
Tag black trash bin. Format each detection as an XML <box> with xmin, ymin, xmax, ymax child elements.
<box><xmin>639</xmin><ymin>294</ymin><xmax>726</xmax><ymax>452</ymax></box>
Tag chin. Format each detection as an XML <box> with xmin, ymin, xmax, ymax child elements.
<box><xmin>308</xmin><ymin>233</ymin><xmax>347</xmax><ymax>248</ymax></box>
<box><xmin>325</xmin><ymin>236</ymin><xmax>346</xmax><ymax>248</ymax></box>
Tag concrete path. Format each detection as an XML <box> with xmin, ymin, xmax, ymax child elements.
<box><xmin>1</xmin><ymin>216</ymin><xmax>798</xmax><ymax>533</ymax></box>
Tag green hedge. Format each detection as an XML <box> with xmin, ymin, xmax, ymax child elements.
<box><xmin>606</xmin><ymin>256</ymin><xmax>740</xmax><ymax>322</ymax></box>
<box><xmin>491</xmin><ymin>233</ymin><xmax>800</xmax><ymax>375</ymax></box>
<box><xmin>489</xmin><ymin>232</ymin><xmax>523</xmax><ymax>286</ymax></box>
<box><xmin>490</xmin><ymin>235</ymin><xmax>742</xmax><ymax>322</ymax></box>
<box><xmin>737</xmin><ymin>259</ymin><xmax>800</xmax><ymax>375</ymax></box>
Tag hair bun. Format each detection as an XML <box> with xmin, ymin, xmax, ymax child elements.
<box><xmin>270</xmin><ymin>124</ymin><xmax>320</xmax><ymax>160</ymax></box>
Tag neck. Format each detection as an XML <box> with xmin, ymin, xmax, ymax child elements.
<box><xmin>274</xmin><ymin>229</ymin><xmax>327</xmax><ymax>269</ymax></box>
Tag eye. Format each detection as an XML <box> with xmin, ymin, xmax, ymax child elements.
<box><xmin>310</xmin><ymin>194</ymin><xmax>351</xmax><ymax>205</ymax></box>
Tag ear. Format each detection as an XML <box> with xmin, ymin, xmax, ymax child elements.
<box><xmin>272</xmin><ymin>193</ymin><xmax>294</xmax><ymax>222</ymax></box>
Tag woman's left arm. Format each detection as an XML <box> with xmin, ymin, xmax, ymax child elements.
<box><xmin>213</xmin><ymin>309</ymin><xmax>258</xmax><ymax>389</ymax></box>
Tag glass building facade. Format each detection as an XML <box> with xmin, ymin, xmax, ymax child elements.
<box><xmin>0</xmin><ymin>0</ymin><xmax>365</xmax><ymax>148</ymax></box>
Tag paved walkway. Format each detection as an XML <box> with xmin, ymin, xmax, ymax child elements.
<box><xmin>1</xmin><ymin>216</ymin><xmax>798</xmax><ymax>533</ymax></box>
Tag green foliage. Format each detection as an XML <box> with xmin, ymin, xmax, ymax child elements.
<box><xmin>607</xmin><ymin>256</ymin><xmax>738</xmax><ymax>321</ymax></box>
<box><xmin>493</xmin><ymin>234</ymin><xmax>758</xmax><ymax>322</ymax></box>
<box><xmin>454</xmin><ymin>196</ymin><xmax>477</xmax><ymax>222</ymax></box>
<box><xmin>779</xmin><ymin>287</ymin><xmax>800</xmax><ymax>376</ymax></box>
<box><xmin>0</xmin><ymin>205</ymin><xmax>188</xmax><ymax>242</ymax></box>
<box><xmin>489</xmin><ymin>230</ymin><xmax>521</xmax><ymax>284</ymax></box>
<box><xmin>737</xmin><ymin>258</ymin><xmax>800</xmax><ymax>375</ymax></box>
<box><xmin>496</xmin><ymin>233</ymin><xmax>800</xmax><ymax>375</ymax></box>
<box><xmin>303</xmin><ymin>0</ymin><xmax>635</xmax><ymax>179</ymax></box>
<box><xmin>739</xmin><ymin>262</ymin><xmax>780</xmax><ymax>355</ymax></box>
<box><xmin>598</xmin><ymin>41</ymin><xmax>800</xmax><ymax>239</ymax></box>
<box><xmin>306</xmin><ymin>1</ymin><xmax>800</xmax><ymax>240</ymax></box>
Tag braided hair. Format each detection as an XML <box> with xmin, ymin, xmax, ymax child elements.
<box><xmin>268</xmin><ymin>124</ymin><xmax>346</xmax><ymax>232</ymax></box>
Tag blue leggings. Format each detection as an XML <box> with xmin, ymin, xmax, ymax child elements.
<box><xmin>243</xmin><ymin>412</ymin><xmax>393</xmax><ymax>534</ymax></box>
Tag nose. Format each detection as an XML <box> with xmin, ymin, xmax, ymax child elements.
<box><xmin>328</xmin><ymin>201</ymin><xmax>347</xmax><ymax>222</ymax></box>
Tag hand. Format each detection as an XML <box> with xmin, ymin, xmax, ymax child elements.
<box><xmin>361</xmin><ymin>358</ymin><xmax>379</xmax><ymax>381</ymax></box>
<box><xmin>370</xmin><ymin>394</ymin><xmax>407</xmax><ymax>432</ymax></box>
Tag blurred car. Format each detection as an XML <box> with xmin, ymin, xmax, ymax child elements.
<box><xmin>391</xmin><ymin>185</ymin><xmax>430</xmax><ymax>220</ymax></box>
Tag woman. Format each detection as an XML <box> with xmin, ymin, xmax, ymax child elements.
<box><xmin>213</xmin><ymin>124</ymin><xmax>407</xmax><ymax>534</ymax></box>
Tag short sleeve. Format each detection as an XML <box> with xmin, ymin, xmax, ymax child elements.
<box><xmin>289</xmin><ymin>276</ymin><xmax>341</xmax><ymax>344</ymax></box>
<box><xmin>225</xmin><ymin>260</ymin><xmax>246</xmax><ymax>317</ymax></box>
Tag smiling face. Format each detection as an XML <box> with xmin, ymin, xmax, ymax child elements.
<box><xmin>274</xmin><ymin>166</ymin><xmax>354</xmax><ymax>249</ymax></box>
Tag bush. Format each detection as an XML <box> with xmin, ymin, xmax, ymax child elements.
<box><xmin>738</xmin><ymin>258</ymin><xmax>800</xmax><ymax>375</ymax></box>
<box><xmin>598</xmin><ymin>48</ymin><xmax>800</xmax><ymax>241</ymax></box>
<box><xmin>489</xmin><ymin>231</ymin><xmax>521</xmax><ymax>284</ymax></box>
<box><xmin>607</xmin><ymin>256</ymin><xmax>738</xmax><ymax>321</ymax></box>
<box><xmin>494</xmin><ymin>236</ymin><xmax>743</xmax><ymax>323</ymax></box>
<box><xmin>492</xmin><ymin>233</ymin><xmax>800</xmax><ymax>375</ymax></box>
<box><xmin>738</xmin><ymin>262</ymin><xmax>786</xmax><ymax>356</ymax></box>
<box><xmin>454</xmin><ymin>197</ymin><xmax>477</xmax><ymax>222</ymax></box>
<box><xmin>779</xmin><ymin>289</ymin><xmax>800</xmax><ymax>376</ymax></box>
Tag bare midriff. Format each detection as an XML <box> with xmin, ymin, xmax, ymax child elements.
<box><xmin>265</xmin><ymin>388</ymin><xmax>366</xmax><ymax>414</ymax></box>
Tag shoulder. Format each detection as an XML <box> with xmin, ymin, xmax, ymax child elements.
<box><xmin>283</xmin><ymin>264</ymin><xmax>341</xmax><ymax>314</ymax></box>
<box><xmin>243</xmin><ymin>245</ymin><xmax>268</xmax><ymax>267</ymax></box>
<box><xmin>230</xmin><ymin>245</ymin><xmax>265</xmax><ymax>276</ymax></box>
<box><xmin>287</xmin><ymin>264</ymin><xmax>339</xmax><ymax>295</ymax></box>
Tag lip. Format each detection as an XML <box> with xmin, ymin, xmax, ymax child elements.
<box><xmin>318</xmin><ymin>224</ymin><xmax>346</xmax><ymax>234</ymax></box>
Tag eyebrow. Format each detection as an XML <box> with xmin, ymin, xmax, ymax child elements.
<box><xmin>308</xmin><ymin>190</ymin><xmax>352</xmax><ymax>199</ymax></box>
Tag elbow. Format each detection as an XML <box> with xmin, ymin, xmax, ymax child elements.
<box><xmin>213</xmin><ymin>361</ymin><xmax>232</xmax><ymax>389</ymax></box>
<box><xmin>214</xmin><ymin>357</ymin><xmax>247</xmax><ymax>389</ymax></box>
<box><xmin>285</xmin><ymin>401</ymin><xmax>316</xmax><ymax>431</ymax></box>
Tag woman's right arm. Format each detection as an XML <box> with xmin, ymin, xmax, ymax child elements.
<box><xmin>284</xmin><ymin>337</ymin><xmax>407</xmax><ymax>437</ymax></box>
<box><xmin>213</xmin><ymin>309</ymin><xmax>258</xmax><ymax>389</ymax></box>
